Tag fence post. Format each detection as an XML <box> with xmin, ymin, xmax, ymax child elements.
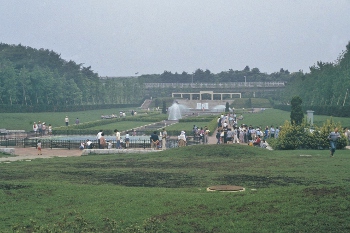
<box><xmin>50</xmin><ymin>140</ymin><xmax>52</xmax><ymax>149</ymax></box>
<box><xmin>143</xmin><ymin>140</ymin><xmax>146</xmax><ymax>149</ymax></box>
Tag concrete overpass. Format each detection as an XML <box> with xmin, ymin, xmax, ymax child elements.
<box><xmin>172</xmin><ymin>91</ymin><xmax>241</xmax><ymax>100</ymax></box>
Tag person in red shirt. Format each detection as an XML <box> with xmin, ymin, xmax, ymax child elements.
<box><xmin>253</xmin><ymin>135</ymin><xmax>261</xmax><ymax>146</ymax></box>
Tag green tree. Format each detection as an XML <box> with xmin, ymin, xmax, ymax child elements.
<box><xmin>162</xmin><ymin>101</ymin><xmax>167</xmax><ymax>114</ymax></box>
<box><xmin>225</xmin><ymin>102</ymin><xmax>230</xmax><ymax>112</ymax></box>
<box><xmin>290</xmin><ymin>96</ymin><xmax>304</xmax><ymax>125</ymax></box>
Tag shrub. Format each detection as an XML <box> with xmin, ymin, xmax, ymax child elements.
<box><xmin>270</xmin><ymin>118</ymin><xmax>347</xmax><ymax>150</ymax></box>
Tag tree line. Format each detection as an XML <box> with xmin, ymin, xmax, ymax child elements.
<box><xmin>1</xmin><ymin>41</ymin><xmax>349</xmax><ymax>111</ymax></box>
<box><xmin>138</xmin><ymin>66</ymin><xmax>293</xmax><ymax>83</ymax></box>
<box><xmin>0</xmin><ymin>43</ymin><xmax>144</xmax><ymax>107</ymax></box>
<box><xmin>278</xmin><ymin>42</ymin><xmax>350</xmax><ymax>107</ymax></box>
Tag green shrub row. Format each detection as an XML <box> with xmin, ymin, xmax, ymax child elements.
<box><xmin>178</xmin><ymin>115</ymin><xmax>217</xmax><ymax>122</ymax></box>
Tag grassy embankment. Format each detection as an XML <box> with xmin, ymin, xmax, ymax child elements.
<box><xmin>1</xmin><ymin>107</ymin><xmax>350</xmax><ymax>231</ymax></box>
<box><xmin>1</xmin><ymin>145</ymin><xmax>350</xmax><ymax>232</ymax></box>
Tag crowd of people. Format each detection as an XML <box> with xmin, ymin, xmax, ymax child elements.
<box><xmin>212</xmin><ymin>113</ymin><xmax>280</xmax><ymax>148</ymax></box>
<box><xmin>33</xmin><ymin>121</ymin><xmax>52</xmax><ymax>136</ymax></box>
<box><xmin>36</xmin><ymin>111</ymin><xmax>350</xmax><ymax>152</ymax></box>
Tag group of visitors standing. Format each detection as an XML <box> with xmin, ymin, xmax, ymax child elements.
<box><xmin>214</xmin><ymin>113</ymin><xmax>279</xmax><ymax>146</ymax></box>
<box><xmin>33</xmin><ymin>121</ymin><xmax>52</xmax><ymax>136</ymax></box>
<box><xmin>192</xmin><ymin>125</ymin><xmax>210</xmax><ymax>144</ymax></box>
<box><xmin>150</xmin><ymin>128</ymin><xmax>168</xmax><ymax>150</ymax></box>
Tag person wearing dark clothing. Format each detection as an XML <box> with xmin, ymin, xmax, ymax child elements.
<box><xmin>150</xmin><ymin>131</ymin><xmax>160</xmax><ymax>149</ymax></box>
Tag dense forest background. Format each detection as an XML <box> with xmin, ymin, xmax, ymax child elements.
<box><xmin>0</xmin><ymin>43</ymin><xmax>144</xmax><ymax>107</ymax></box>
<box><xmin>280</xmin><ymin>42</ymin><xmax>350</xmax><ymax>107</ymax></box>
<box><xmin>0</xmin><ymin>41</ymin><xmax>349</xmax><ymax>112</ymax></box>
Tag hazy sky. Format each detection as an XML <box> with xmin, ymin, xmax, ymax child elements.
<box><xmin>1</xmin><ymin>0</ymin><xmax>350</xmax><ymax>76</ymax></box>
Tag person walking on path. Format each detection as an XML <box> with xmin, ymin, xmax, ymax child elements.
<box><xmin>37</xmin><ymin>140</ymin><xmax>42</xmax><ymax>155</ymax></box>
<box><xmin>328</xmin><ymin>128</ymin><xmax>341</xmax><ymax>157</ymax></box>
<box><xmin>65</xmin><ymin>116</ymin><xmax>69</xmax><ymax>126</ymax></box>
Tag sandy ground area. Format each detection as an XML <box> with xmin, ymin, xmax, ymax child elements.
<box><xmin>0</xmin><ymin>148</ymin><xmax>82</xmax><ymax>162</ymax></box>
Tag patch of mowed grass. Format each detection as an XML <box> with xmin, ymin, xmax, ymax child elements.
<box><xmin>1</xmin><ymin>144</ymin><xmax>350</xmax><ymax>232</ymax></box>
<box><xmin>0</xmin><ymin>152</ymin><xmax>16</xmax><ymax>158</ymax></box>
<box><xmin>0</xmin><ymin>107</ymin><xmax>138</xmax><ymax>131</ymax></box>
<box><xmin>241</xmin><ymin>108</ymin><xmax>350</xmax><ymax>128</ymax></box>
<box><xmin>85</xmin><ymin>121</ymin><xmax>152</xmax><ymax>132</ymax></box>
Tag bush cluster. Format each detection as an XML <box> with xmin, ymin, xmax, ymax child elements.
<box><xmin>269</xmin><ymin>119</ymin><xmax>347</xmax><ymax>150</ymax></box>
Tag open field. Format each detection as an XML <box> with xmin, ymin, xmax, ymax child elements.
<box><xmin>0</xmin><ymin>107</ymin><xmax>139</xmax><ymax>131</ymax></box>
<box><xmin>1</xmin><ymin>144</ymin><xmax>350</xmax><ymax>232</ymax></box>
<box><xmin>239</xmin><ymin>108</ymin><xmax>350</xmax><ymax>128</ymax></box>
<box><xmin>1</xmin><ymin>108</ymin><xmax>349</xmax><ymax>133</ymax></box>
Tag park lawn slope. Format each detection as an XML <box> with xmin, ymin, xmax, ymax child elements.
<box><xmin>0</xmin><ymin>144</ymin><xmax>350</xmax><ymax>232</ymax></box>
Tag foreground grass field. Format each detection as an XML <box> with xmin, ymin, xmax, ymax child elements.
<box><xmin>1</xmin><ymin>145</ymin><xmax>350</xmax><ymax>232</ymax></box>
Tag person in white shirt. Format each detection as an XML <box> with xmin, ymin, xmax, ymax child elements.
<box><xmin>115</xmin><ymin>129</ymin><xmax>121</xmax><ymax>149</ymax></box>
<box><xmin>178</xmin><ymin>131</ymin><xmax>186</xmax><ymax>147</ymax></box>
<box><xmin>86</xmin><ymin>139</ymin><xmax>92</xmax><ymax>149</ymax></box>
<box><xmin>65</xmin><ymin>116</ymin><xmax>69</xmax><ymax>126</ymax></box>
<box><xmin>96</xmin><ymin>130</ymin><xmax>103</xmax><ymax>149</ymax></box>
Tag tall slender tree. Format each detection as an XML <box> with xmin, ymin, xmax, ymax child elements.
<box><xmin>290</xmin><ymin>96</ymin><xmax>304</xmax><ymax>125</ymax></box>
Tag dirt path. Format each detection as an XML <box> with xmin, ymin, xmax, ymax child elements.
<box><xmin>0</xmin><ymin>147</ymin><xmax>82</xmax><ymax>162</ymax></box>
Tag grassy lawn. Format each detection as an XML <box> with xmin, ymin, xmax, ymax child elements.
<box><xmin>239</xmin><ymin>108</ymin><xmax>350</xmax><ymax>128</ymax></box>
<box><xmin>1</xmin><ymin>144</ymin><xmax>350</xmax><ymax>232</ymax></box>
<box><xmin>0</xmin><ymin>108</ymin><xmax>139</xmax><ymax>131</ymax></box>
<box><xmin>0</xmin><ymin>108</ymin><xmax>349</xmax><ymax>133</ymax></box>
<box><xmin>86</xmin><ymin>121</ymin><xmax>154</xmax><ymax>132</ymax></box>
